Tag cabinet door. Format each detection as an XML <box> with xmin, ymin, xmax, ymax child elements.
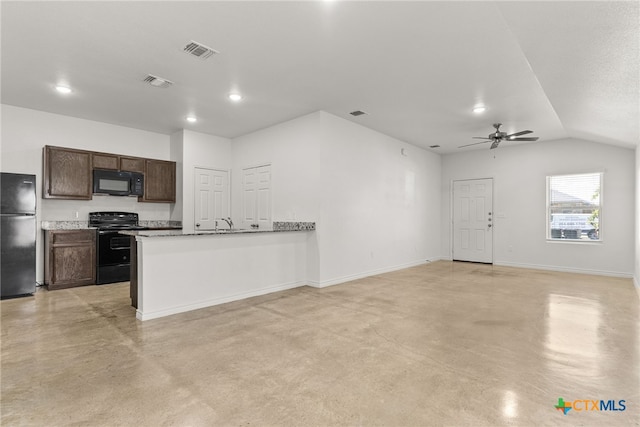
<box><xmin>141</xmin><ymin>159</ymin><xmax>176</xmax><ymax>203</ymax></box>
<box><xmin>43</xmin><ymin>146</ymin><xmax>92</xmax><ymax>199</ymax></box>
<box><xmin>92</xmin><ymin>153</ymin><xmax>119</xmax><ymax>170</ymax></box>
<box><xmin>120</xmin><ymin>157</ymin><xmax>145</xmax><ymax>173</ymax></box>
<box><xmin>46</xmin><ymin>230</ymin><xmax>96</xmax><ymax>290</ymax></box>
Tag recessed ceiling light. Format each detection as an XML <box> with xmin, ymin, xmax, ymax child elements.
<box><xmin>228</xmin><ymin>93</ymin><xmax>243</xmax><ymax>102</ymax></box>
<box><xmin>55</xmin><ymin>85</ymin><xmax>72</xmax><ymax>94</ymax></box>
<box><xmin>186</xmin><ymin>116</ymin><xmax>197</xmax><ymax>123</ymax></box>
<box><xmin>473</xmin><ymin>105</ymin><xmax>486</xmax><ymax>114</ymax></box>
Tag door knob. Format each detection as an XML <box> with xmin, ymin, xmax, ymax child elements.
<box><xmin>488</xmin><ymin>224</ymin><xmax>492</xmax><ymax>228</ymax></box>
<box><xmin>196</xmin><ymin>223</ymin><xmax>200</xmax><ymax>227</ymax></box>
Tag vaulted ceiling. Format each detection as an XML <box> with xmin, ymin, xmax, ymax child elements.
<box><xmin>1</xmin><ymin>1</ymin><xmax>638</xmax><ymax>154</ymax></box>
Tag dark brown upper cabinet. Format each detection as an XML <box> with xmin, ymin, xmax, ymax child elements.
<box><xmin>91</xmin><ymin>153</ymin><xmax>119</xmax><ymax>170</ymax></box>
<box><xmin>43</xmin><ymin>145</ymin><xmax>176</xmax><ymax>203</ymax></box>
<box><xmin>43</xmin><ymin>146</ymin><xmax>92</xmax><ymax>199</ymax></box>
<box><xmin>141</xmin><ymin>159</ymin><xmax>176</xmax><ymax>203</ymax></box>
<box><xmin>119</xmin><ymin>156</ymin><xmax>146</xmax><ymax>173</ymax></box>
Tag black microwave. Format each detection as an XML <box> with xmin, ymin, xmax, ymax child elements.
<box><xmin>93</xmin><ymin>169</ymin><xmax>144</xmax><ymax>196</ymax></box>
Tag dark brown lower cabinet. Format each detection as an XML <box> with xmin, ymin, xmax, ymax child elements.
<box><xmin>45</xmin><ymin>229</ymin><xmax>96</xmax><ymax>290</ymax></box>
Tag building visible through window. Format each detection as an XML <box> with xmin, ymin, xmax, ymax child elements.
<box><xmin>547</xmin><ymin>173</ymin><xmax>601</xmax><ymax>240</ymax></box>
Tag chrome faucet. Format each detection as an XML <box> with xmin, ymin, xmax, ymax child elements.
<box><xmin>221</xmin><ymin>217</ymin><xmax>233</xmax><ymax>230</ymax></box>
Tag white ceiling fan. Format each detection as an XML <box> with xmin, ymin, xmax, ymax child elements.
<box><xmin>459</xmin><ymin>123</ymin><xmax>539</xmax><ymax>149</ymax></box>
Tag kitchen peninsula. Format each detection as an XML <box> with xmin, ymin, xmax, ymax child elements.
<box><xmin>124</xmin><ymin>222</ymin><xmax>315</xmax><ymax>321</ymax></box>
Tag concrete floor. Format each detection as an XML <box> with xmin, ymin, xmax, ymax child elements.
<box><xmin>1</xmin><ymin>261</ymin><xmax>639</xmax><ymax>426</ymax></box>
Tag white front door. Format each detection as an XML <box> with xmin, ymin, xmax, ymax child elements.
<box><xmin>242</xmin><ymin>164</ymin><xmax>271</xmax><ymax>229</ymax></box>
<box><xmin>452</xmin><ymin>178</ymin><xmax>493</xmax><ymax>263</ymax></box>
<box><xmin>194</xmin><ymin>168</ymin><xmax>229</xmax><ymax>230</ymax></box>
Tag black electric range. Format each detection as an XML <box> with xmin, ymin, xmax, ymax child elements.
<box><xmin>89</xmin><ymin>212</ymin><xmax>147</xmax><ymax>284</ymax></box>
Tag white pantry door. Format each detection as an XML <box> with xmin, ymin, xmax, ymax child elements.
<box><xmin>242</xmin><ymin>164</ymin><xmax>271</xmax><ymax>229</ymax></box>
<box><xmin>452</xmin><ymin>178</ymin><xmax>493</xmax><ymax>263</ymax></box>
<box><xmin>194</xmin><ymin>168</ymin><xmax>229</xmax><ymax>230</ymax></box>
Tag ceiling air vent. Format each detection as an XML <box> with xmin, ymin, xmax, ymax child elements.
<box><xmin>429</xmin><ymin>145</ymin><xmax>441</xmax><ymax>148</ymax></box>
<box><xmin>349</xmin><ymin>110</ymin><xmax>368</xmax><ymax>117</ymax></box>
<box><xmin>183</xmin><ymin>41</ymin><xmax>219</xmax><ymax>60</ymax></box>
<box><xmin>143</xmin><ymin>74</ymin><xmax>173</xmax><ymax>88</ymax></box>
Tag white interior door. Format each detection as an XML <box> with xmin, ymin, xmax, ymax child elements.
<box><xmin>242</xmin><ymin>164</ymin><xmax>271</xmax><ymax>229</ymax></box>
<box><xmin>194</xmin><ymin>168</ymin><xmax>229</xmax><ymax>230</ymax></box>
<box><xmin>453</xmin><ymin>178</ymin><xmax>493</xmax><ymax>263</ymax></box>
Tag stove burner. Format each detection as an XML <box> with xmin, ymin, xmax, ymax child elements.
<box><xmin>89</xmin><ymin>211</ymin><xmax>141</xmax><ymax>229</ymax></box>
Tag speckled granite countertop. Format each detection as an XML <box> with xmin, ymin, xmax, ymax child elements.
<box><xmin>41</xmin><ymin>220</ymin><xmax>182</xmax><ymax>230</ymax></box>
<box><xmin>121</xmin><ymin>221</ymin><xmax>315</xmax><ymax>238</ymax></box>
<box><xmin>139</xmin><ymin>220</ymin><xmax>183</xmax><ymax>229</ymax></box>
<box><xmin>41</xmin><ymin>221</ymin><xmax>95</xmax><ymax>230</ymax></box>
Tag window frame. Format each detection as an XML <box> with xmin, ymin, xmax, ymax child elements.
<box><xmin>546</xmin><ymin>172</ymin><xmax>603</xmax><ymax>243</ymax></box>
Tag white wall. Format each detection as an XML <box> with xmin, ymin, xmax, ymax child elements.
<box><xmin>231</xmin><ymin>112</ymin><xmax>323</xmax><ymax>224</ymax></box>
<box><xmin>441</xmin><ymin>139</ymin><xmax>635</xmax><ymax>277</ymax></box>
<box><xmin>231</xmin><ymin>111</ymin><xmax>442</xmax><ymax>286</ymax></box>
<box><xmin>316</xmin><ymin>112</ymin><xmax>441</xmax><ymax>285</ymax></box>
<box><xmin>635</xmin><ymin>146</ymin><xmax>640</xmax><ymax>293</ymax></box>
<box><xmin>169</xmin><ymin>130</ymin><xmax>184</xmax><ymax>222</ymax></box>
<box><xmin>231</xmin><ymin>112</ymin><xmax>323</xmax><ymax>282</ymax></box>
<box><xmin>1</xmin><ymin>104</ymin><xmax>172</xmax><ymax>282</ymax></box>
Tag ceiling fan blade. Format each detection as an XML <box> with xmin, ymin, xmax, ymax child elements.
<box><xmin>508</xmin><ymin>137</ymin><xmax>539</xmax><ymax>141</ymax></box>
<box><xmin>490</xmin><ymin>140</ymin><xmax>500</xmax><ymax>149</ymax></box>
<box><xmin>506</xmin><ymin>130</ymin><xmax>532</xmax><ymax>138</ymax></box>
<box><xmin>472</xmin><ymin>137</ymin><xmax>492</xmax><ymax>140</ymax></box>
<box><xmin>458</xmin><ymin>140</ymin><xmax>491</xmax><ymax>148</ymax></box>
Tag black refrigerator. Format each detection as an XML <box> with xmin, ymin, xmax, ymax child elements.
<box><xmin>1</xmin><ymin>172</ymin><xmax>37</xmax><ymax>299</ymax></box>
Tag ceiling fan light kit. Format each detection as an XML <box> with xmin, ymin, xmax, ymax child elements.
<box><xmin>459</xmin><ymin>123</ymin><xmax>539</xmax><ymax>150</ymax></box>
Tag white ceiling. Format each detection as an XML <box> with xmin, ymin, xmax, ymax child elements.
<box><xmin>1</xmin><ymin>1</ymin><xmax>638</xmax><ymax>154</ymax></box>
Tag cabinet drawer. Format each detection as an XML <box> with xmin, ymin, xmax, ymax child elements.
<box><xmin>50</xmin><ymin>229</ymin><xmax>95</xmax><ymax>245</ymax></box>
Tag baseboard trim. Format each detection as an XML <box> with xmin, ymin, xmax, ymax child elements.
<box><xmin>307</xmin><ymin>259</ymin><xmax>430</xmax><ymax>288</ymax></box>
<box><xmin>494</xmin><ymin>261</ymin><xmax>633</xmax><ymax>279</ymax></box>
<box><xmin>136</xmin><ymin>280</ymin><xmax>305</xmax><ymax>321</ymax></box>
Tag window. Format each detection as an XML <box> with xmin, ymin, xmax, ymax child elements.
<box><xmin>547</xmin><ymin>173</ymin><xmax>601</xmax><ymax>241</ymax></box>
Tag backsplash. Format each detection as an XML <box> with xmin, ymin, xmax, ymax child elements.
<box><xmin>272</xmin><ymin>221</ymin><xmax>316</xmax><ymax>231</ymax></box>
